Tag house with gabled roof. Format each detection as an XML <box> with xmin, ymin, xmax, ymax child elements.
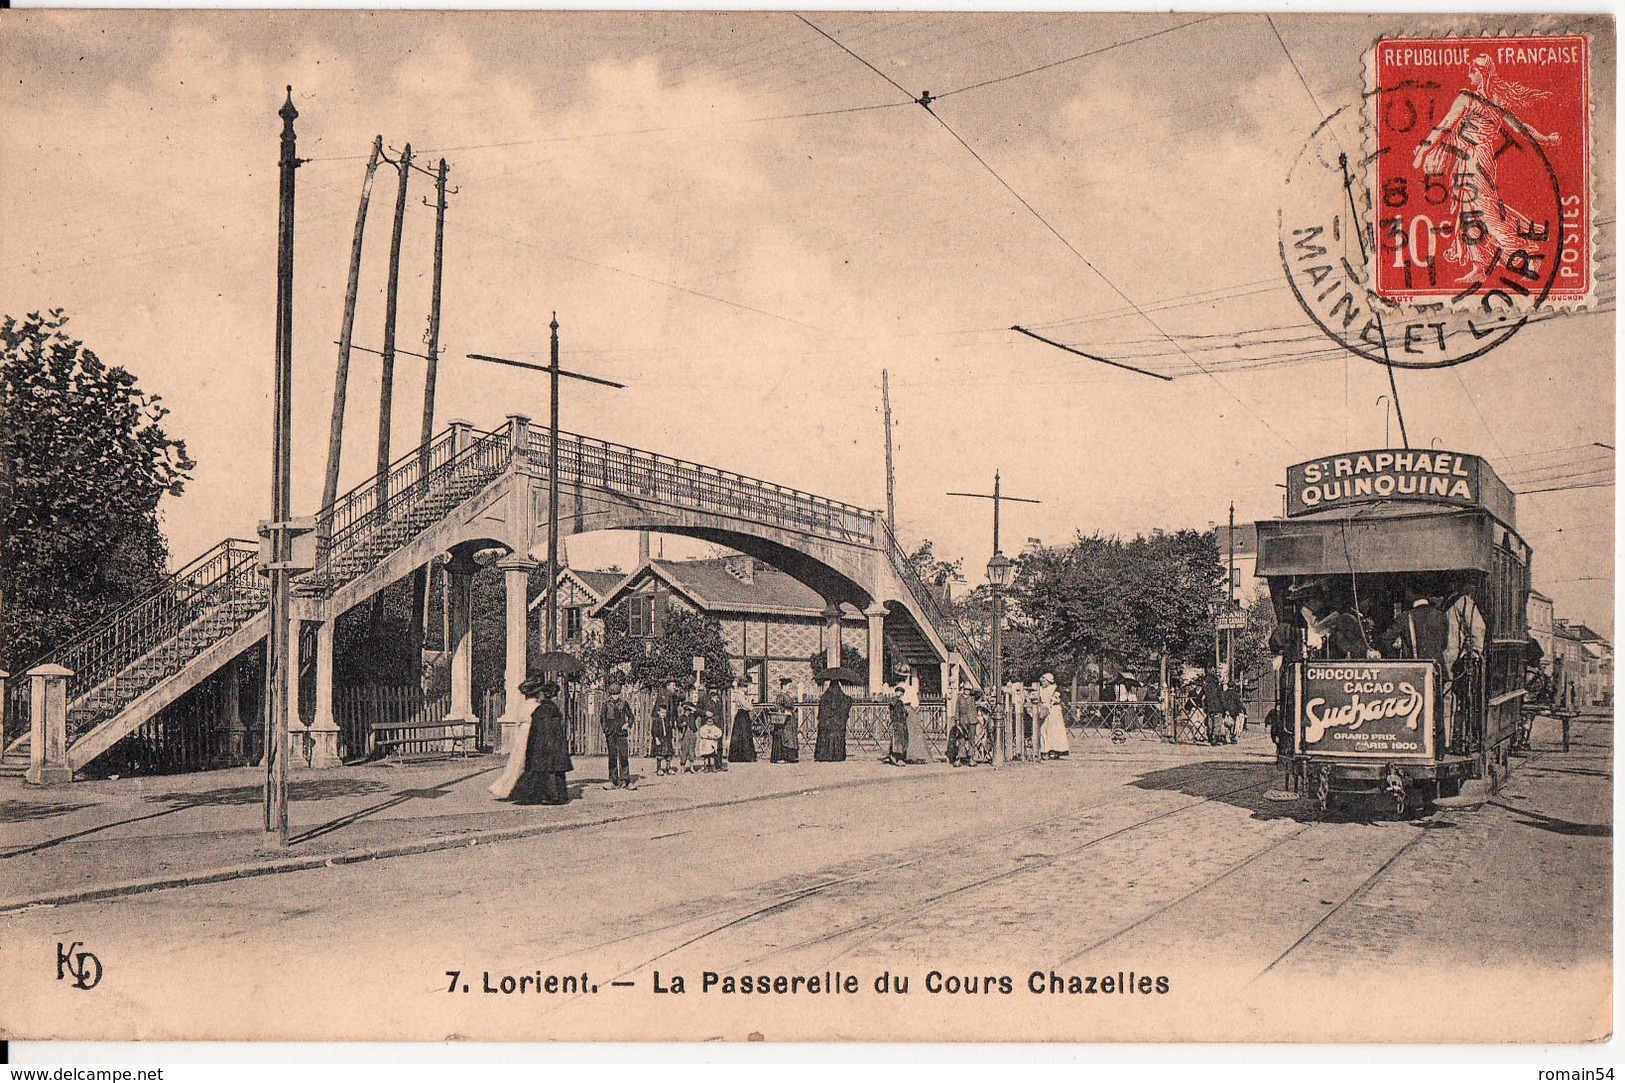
<box><xmin>585</xmin><ymin>553</ymin><xmax>867</xmax><ymax>701</ymax></box>
<box><xmin>528</xmin><ymin>567</ymin><xmax>626</xmax><ymax>649</ymax></box>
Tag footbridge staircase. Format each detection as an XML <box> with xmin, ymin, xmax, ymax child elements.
<box><xmin>3</xmin><ymin>417</ymin><xmax>984</xmax><ymax>780</ymax></box>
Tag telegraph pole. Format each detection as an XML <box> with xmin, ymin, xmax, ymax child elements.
<box><xmin>263</xmin><ymin>88</ymin><xmax>301</xmax><ymax>848</ymax></box>
<box><xmin>376</xmin><ymin>143</ymin><xmax>412</xmax><ymax>514</ymax></box>
<box><xmin>882</xmin><ymin>369</ymin><xmax>896</xmax><ymax>534</ymax></box>
<box><xmin>948</xmin><ymin>473</ymin><xmax>1041</xmax><ymax>765</ymax></box>
<box><xmin>1227</xmin><ymin>500</ymin><xmax>1236</xmax><ymax>679</ymax></box>
<box><xmin>413</xmin><ymin>157</ymin><xmax>450</xmax><ymax>647</ymax></box>
<box><xmin>320</xmin><ymin>135</ymin><xmax>383</xmax><ymax>522</ymax></box>
<box><xmin>467</xmin><ymin>318</ymin><xmax>626</xmax><ymax>651</ymax></box>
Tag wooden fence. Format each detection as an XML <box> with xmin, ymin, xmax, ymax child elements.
<box><xmin>332</xmin><ymin>685</ymin><xmax>453</xmax><ymax>760</ymax></box>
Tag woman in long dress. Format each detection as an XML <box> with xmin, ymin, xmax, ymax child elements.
<box><xmin>884</xmin><ymin>685</ymin><xmax>910</xmax><ymax>765</ymax></box>
<box><xmin>728</xmin><ymin>681</ymin><xmax>758</xmax><ymax>763</ymax></box>
<box><xmin>1039</xmin><ymin>672</ymin><xmax>1069</xmax><ymax>759</ymax></box>
<box><xmin>902</xmin><ymin>682</ymin><xmax>929</xmax><ymax>764</ymax></box>
<box><xmin>509</xmin><ymin>681</ymin><xmax>573</xmax><ymax>805</ymax></box>
<box><xmin>814</xmin><ymin>679</ymin><xmax>851</xmax><ymax>761</ymax></box>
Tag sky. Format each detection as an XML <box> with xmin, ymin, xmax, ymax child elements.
<box><xmin>1</xmin><ymin>10</ymin><xmax>1616</xmax><ymax>635</ymax></box>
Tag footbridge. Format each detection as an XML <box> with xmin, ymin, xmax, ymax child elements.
<box><xmin>4</xmin><ymin>415</ymin><xmax>984</xmax><ymax>780</ymax></box>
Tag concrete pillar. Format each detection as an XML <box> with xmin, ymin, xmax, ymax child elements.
<box><xmin>822</xmin><ymin>607</ymin><xmax>843</xmax><ymax>669</ymax></box>
<box><xmin>448</xmin><ymin>418</ymin><xmax>473</xmax><ymax>455</ymax></box>
<box><xmin>444</xmin><ymin>554</ymin><xmax>478</xmax><ymax>725</ymax></box>
<box><xmin>497</xmin><ymin>555</ymin><xmax>539</xmax><ymax>751</ymax></box>
<box><xmin>223</xmin><ymin>660</ymin><xmax>246</xmax><ymax>764</ymax></box>
<box><xmin>507</xmin><ymin>413</ymin><xmax>532</xmax><ymax>459</ymax></box>
<box><xmin>287</xmin><ymin>615</ymin><xmax>308</xmax><ymax>766</ymax></box>
<box><xmin>308</xmin><ymin>619</ymin><xmax>341</xmax><ymax>768</ymax></box>
<box><xmin>25</xmin><ymin>664</ymin><xmax>73</xmax><ymax>786</ymax></box>
<box><xmin>865</xmin><ymin>605</ymin><xmax>889</xmax><ymax>696</ymax></box>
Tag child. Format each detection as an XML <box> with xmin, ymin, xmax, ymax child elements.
<box><xmin>676</xmin><ymin>701</ymin><xmax>699</xmax><ymax>773</ymax></box>
<box><xmin>695</xmin><ymin>713</ymin><xmax>724</xmax><ymax>772</ymax></box>
<box><xmin>649</xmin><ymin>702</ymin><xmax>675</xmax><ymax>776</ymax></box>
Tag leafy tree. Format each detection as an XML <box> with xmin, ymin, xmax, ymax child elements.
<box><xmin>581</xmin><ymin>603</ymin><xmax>734</xmax><ymax>689</ymax></box>
<box><xmin>905</xmin><ymin>538</ymin><xmax>964</xmax><ymax>591</ymax></box>
<box><xmin>1014</xmin><ymin>528</ymin><xmax>1224</xmax><ymax>678</ymax></box>
<box><xmin>805</xmin><ymin>643</ymin><xmax>867</xmax><ymax>674</ymax></box>
<box><xmin>0</xmin><ymin>310</ymin><xmax>195</xmax><ymax>668</ymax></box>
<box><xmin>1229</xmin><ymin>593</ymin><xmax>1279</xmax><ymax>691</ymax></box>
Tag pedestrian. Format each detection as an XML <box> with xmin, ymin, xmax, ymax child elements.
<box><xmin>696</xmin><ymin>714</ymin><xmax>724</xmax><ymax>771</ymax></box>
<box><xmin>814</xmin><ymin>677</ymin><xmax>851</xmax><ymax>762</ymax></box>
<box><xmin>1200</xmin><ymin>665</ymin><xmax>1228</xmax><ymax>746</ymax></box>
<box><xmin>728</xmin><ymin>678</ymin><xmax>758</xmax><ymax>763</ymax></box>
<box><xmin>600</xmin><ymin>682</ymin><xmax>635</xmax><ymax>790</ymax></box>
<box><xmin>1038</xmin><ymin>672</ymin><xmax>1068</xmax><ymax>759</ymax></box>
<box><xmin>509</xmin><ymin>679</ymin><xmax>573</xmax><ymax>805</ymax></box>
<box><xmin>676</xmin><ymin>696</ymin><xmax>699</xmax><ymax>773</ymax></box>
<box><xmin>883</xmin><ymin>682</ymin><xmax>910</xmax><ymax>765</ymax></box>
<box><xmin>770</xmin><ymin>676</ymin><xmax>800</xmax><ymax>763</ymax></box>
<box><xmin>902</xmin><ymin>680</ymin><xmax>929</xmax><ymax>764</ymax></box>
<box><xmin>649</xmin><ymin>699</ymin><xmax>676</xmax><ymax>776</ymax></box>
<box><xmin>1224</xmin><ymin>681</ymin><xmax>1246</xmax><ymax>740</ymax></box>
<box><xmin>697</xmin><ymin>683</ymin><xmax>727</xmax><ymax>771</ymax></box>
<box><xmin>947</xmin><ymin>685</ymin><xmax>978</xmax><ymax>767</ymax></box>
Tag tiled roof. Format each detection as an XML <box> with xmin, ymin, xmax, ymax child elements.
<box><xmin>596</xmin><ymin>557</ymin><xmax>858</xmax><ymax>618</ymax></box>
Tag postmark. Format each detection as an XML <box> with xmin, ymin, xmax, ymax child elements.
<box><xmin>1368</xmin><ymin>35</ymin><xmax>1591</xmax><ymax>306</ymax></box>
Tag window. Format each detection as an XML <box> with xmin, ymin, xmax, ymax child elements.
<box><xmin>628</xmin><ymin>596</ymin><xmax>654</xmax><ymax>638</ymax></box>
<box><xmin>562</xmin><ymin>607</ymin><xmax>584</xmax><ymax>642</ymax></box>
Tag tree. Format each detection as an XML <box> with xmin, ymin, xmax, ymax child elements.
<box><xmin>805</xmin><ymin>643</ymin><xmax>867</xmax><ymax>674</ymax></box>
<box><xmin>1014</xmin><ymin>528</ymin><xmax>1225</xmax><ymax>679</ymax></box>
<box><xmin>905</xmin><ymin>538</ymin><xmax>964</xmax><ymax>591</ymax></box>
<box><xmin>581</xmin><ymin>603</ymin><xmax>734</xmax><ymax>689</ymax></box>
<box><xmin>0</xmin><ymin>310</ymin><xmax>195</xmax><ymax>668</ymax></box>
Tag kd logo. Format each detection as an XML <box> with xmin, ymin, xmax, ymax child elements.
<box><xmin>56</xmin><ymin>941</ymin><xmax>103</xmax><ymax>990</ymax></box>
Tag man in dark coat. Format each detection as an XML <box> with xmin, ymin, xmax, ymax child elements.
<box><xmin>946</xmin><ymin>686</ymin><xmax>979</xmax><ymax>766</ymax></box>
<box><xmin>814</xmin><ymin>678</ymin><xmax>851</xmax><ymax>762</ymax></box>
<box><xmin>600</xmin><ymin>682</ymin><xmax>635</xmax><ymax>790</ymax></box>
<box><xmin>1381</xmin><ymin>595</ymin><xmax>1451</xmax><ymax>669</ymax></box>
<box><xmin>511</xmin><ymin>680</ymin><xmax>573</xmax><ymax>805</ymax></box>
<box><xmin>1199</xmin><ymin>666</ymin><xmax>1227</xmax><ymax>746</ymax></box>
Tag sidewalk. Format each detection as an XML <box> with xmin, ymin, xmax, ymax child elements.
<box><xmin>0</xmin><ymin>735</ymin><xmax>1251</xmax><ymax>912</ymax></box>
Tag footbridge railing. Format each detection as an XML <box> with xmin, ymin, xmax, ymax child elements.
<box><xmin>524</xmin><ymin>430</ymin><xmax>876</xmax><ymax>544</ymax></box>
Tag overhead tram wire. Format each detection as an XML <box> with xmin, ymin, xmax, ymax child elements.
<box><xmin>777</xmin><ymin>15</ymin><xmax>1307</xmax><ymax>450</ymax></box>
<box><xmin>932</xmin><ymin>14</ymin><xmax>1224</xmax><ymax>100</ymax></box>
<box><xmin>459</xmin><ymin>220</ymin><xmax>825</xmax><ymax>334</ymax></box>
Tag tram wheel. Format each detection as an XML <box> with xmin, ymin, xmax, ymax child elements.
<box><xmin>1314</xmin><ymin>769</ymin><xmax>1332</xmax><ymax>818</ymax></box>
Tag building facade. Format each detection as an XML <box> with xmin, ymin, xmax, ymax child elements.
<box><xmin>589</xmin><ymin>555</ymin><xmax>868</xmax><ymax>702</ymax></box>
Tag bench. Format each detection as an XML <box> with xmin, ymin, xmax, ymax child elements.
<box><xmin>370</xmin><ymin>720</ymin><xmax>479</xmax><ymax>758</ymax></box>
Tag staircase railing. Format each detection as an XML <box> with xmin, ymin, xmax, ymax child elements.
<box><xmin>50</xmin><ymin>539</ymin><xmax>264</xmax><ymax>726</ymax></box>
<box><xmin>524</xmin><ymin>429</ymin><xmax>874</xmax><ymax>544</ymax></box>
<box><xmin>310</xmin><ymin>426</ymin><xmax>509</xmax><ymax>588</ymax></box>
<box><xmin>876</xmin><ymin>518</ymin><xmax>988</xmax><ymax>686</ymax></box>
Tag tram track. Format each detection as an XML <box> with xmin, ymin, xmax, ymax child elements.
<box><xmin>593</xmin><ymin>773</ymin><xmax>1277</xmax><ymax>985</ymax></box>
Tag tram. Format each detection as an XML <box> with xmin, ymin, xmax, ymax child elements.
<box><xmin>1254</xmin><ymin>449</ymin><xmax>1532</xmax><ymax>816</ymax></box>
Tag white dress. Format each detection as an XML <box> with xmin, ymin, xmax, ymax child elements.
<box><xmin>1039</xmin><ymin>683</ymin><xmax>1069</xmax><ymax>754</ymax></box>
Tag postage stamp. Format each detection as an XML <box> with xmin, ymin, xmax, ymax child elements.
<box><xmin>1367</xmin><ymin>35</ymin><xmax>1592</xmax><ymax>307</ymax></box>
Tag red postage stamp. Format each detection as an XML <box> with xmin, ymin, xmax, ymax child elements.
<box><xmin>1368</xmin><ymin>35</ymin><xmax>1591</xmax><ymax>306</ymax></box>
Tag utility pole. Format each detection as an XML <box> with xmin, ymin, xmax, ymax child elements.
<box><xmin>412</xmin><ymin>157</ymin><xmax>450</xmax><ymax>650</ymax></box>
<box><xmin>376</xmin><ymin>143</ymin><xmax>412</xmax><ymax>515</ymax></box>
<box><xmin>1227</xmin><ymin>501</ymin><xmax>1236</xmax><ymax>680</ymax></box>
<box><xmin>320</xmin><ymin>135</ymin><xmax>383</xmax><ymax>522</ymax></box>
<box><xmin>882</xmin><ymin>368</ymin><xmax>896</xmax><ymax>534</ymax></box>
<box><xmin>468</xmin><ymin>318</ymin><xmax>626</xmax><ymax>651</ymax></box>
<box><xmin>263</xmin><ymin>88</ymin><xmax>301</xmax><ymax>848</ymax></box>
<box><xmin>948</xmin><ymin>473</ymin><xmax>1041</xmax><ymax>765</ymax></box>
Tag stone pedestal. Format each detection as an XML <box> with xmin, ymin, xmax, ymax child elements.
<box><xmin>307</xmin><ymin>619</ymin><xmax>341</xmax><ymax>768</ymax></box>
<box><xmin>25</xmin><ymin>664</ymin><xmax>73</xmax><ymax>786</ymax></box>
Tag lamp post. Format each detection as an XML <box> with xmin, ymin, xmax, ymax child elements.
<box><xmin>987</xmin><ymin>550</ymin><xmax>1015</xmax><ymax>765</ymax></box>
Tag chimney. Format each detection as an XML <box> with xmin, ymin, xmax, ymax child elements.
<box><xmin>723</xmin><ymin>554</ymin><xmax>756</xmax><ymax>584</ymax></box>
<box><xmin>637</xmin><ymin>531</ymin><xmax>651</xmax><ymax>566</ymax></box>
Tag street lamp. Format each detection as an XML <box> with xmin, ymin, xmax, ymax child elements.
<box><xmin>987</xmin><ymin>550</ymin><xmax>1015</xmax><ymax>764</ymax></box>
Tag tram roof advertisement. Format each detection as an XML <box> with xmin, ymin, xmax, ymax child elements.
<box><xmin>1285</xmin><ymin>449</ymin><xmax>1515</xmax><ymax>526</ymax></box>
<box><xmin>1295</xmin><ymin>660</ymin><xmax>1436</xmax><ymax>760</ymax></box>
